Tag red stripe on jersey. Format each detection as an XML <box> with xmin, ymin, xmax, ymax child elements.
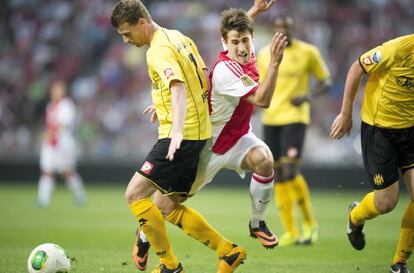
<box><xmin>224</xmin><ymin>61</ymin><xmax>242</xmax><ymax>77</ymax></box>
<box><xmin>227</xmin><ymin>60</ymin><xmax>244</xmax><ymax>76</ymax></box>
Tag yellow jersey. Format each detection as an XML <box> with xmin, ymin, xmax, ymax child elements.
<box><xmin>257</xmin><ymin>39</ymin><xmax>330</xmax><ymax>125</ymax></box>
<box><xmin>146</xmin><ymin>28</ymin><xmax>211</xmax><ymax>140</ymax></box>
<box><xmin>359</xmin><ymin>34</ymin><xmax>414</xmax><ymax>129</ymax></box>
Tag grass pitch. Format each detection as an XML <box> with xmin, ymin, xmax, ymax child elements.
<box><xmin>0</xmin><ymin>183</ymin><xmax>411</xmax><ymax>273</ymax></box>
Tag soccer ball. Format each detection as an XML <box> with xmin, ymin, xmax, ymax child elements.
<box><xmin>27</xmin><ymin>243</ymin><xmax>70</xmax><ymax>273</ymax></box>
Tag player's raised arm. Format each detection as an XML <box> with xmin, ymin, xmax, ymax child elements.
<box><xmin>330</xmin><ymin>61</ymin><xmax>365</xmax><ymax>139</ymax></box>
<box><xmin>245</xmin><ymin>32</ymin><xmax>287</xmax><ymax>108</ymax></box>
<box><xmin>247</xmin><ymin>0</ymin><xmax>277</xmax><ymax>19</ymax></box>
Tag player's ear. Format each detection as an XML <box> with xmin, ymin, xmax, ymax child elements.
<box><xmin>137</xmin><ymin>17</ymin><xmax>147</xmax><ymax>26</ymax></box>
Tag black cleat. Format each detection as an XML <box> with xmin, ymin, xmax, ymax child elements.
<box><xmin>390</xmin><ymin>262</ymin><xmax>410</xmax><ymax>273</ymax></box>
<box><xmin>249</xmin><ymin>221</ymin><xmax>278</xmax><ymax>249</ymax></box>
<box><xmin>347</xmin><ymin>201</ymin><xmax>365</xmax><ymax>250</ymax></box>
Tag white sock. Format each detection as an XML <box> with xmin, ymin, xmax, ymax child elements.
<box><xmin>139</xmin><ymin>230</ymin><xmax>149</xmax><ymax>243</ymax></box>
<box><xmin>38</xmin><ymin>174</ymin><xmax>54</xmax><ymax>207</ymax></box>
<box><xmin>66</xmin><ymin>173</ymin><xmax>86</xmax><ymax>205</ymax></box>
<box><xmin>250</xmin><ymin>171</ymin><xmax>275</xmax><ymax>228</ymax></box>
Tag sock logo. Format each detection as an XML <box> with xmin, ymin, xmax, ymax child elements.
<box><xmin>156</xmin><ymin>250</ymin><xmax>167</xmax><ymax>257</ymax></box>
<box><xmin>138</xmin><ymin>218</ymin><xmax>148</xmax><ymax>226</ymax></box>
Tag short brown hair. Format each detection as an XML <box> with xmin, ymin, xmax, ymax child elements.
<box><xmin>220</xmin><ymin>8</ymin><xmax>253</xmax><ymax>41</ymax></box>
<box><xmin>111</xmin><ymin>0</ymin><xmax>152</xmax><ymax>28</ymax></box>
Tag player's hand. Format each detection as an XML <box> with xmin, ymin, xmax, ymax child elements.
<box><xmin>143</xmin><ymin>105</ymin><xmax>158</xmax><ymax>123</ymax></box>
<box><xmin>330</xmin><ymin>113</ymin><xmax>353</xmax><ymax>139</ymax></box>
<box><xmin>166</xmin><ymin>132</ymin><xmax>183</xmax><ymax>161</ymax></box>
<box><xmin>290</xmin><ymin>95</ymin><xmax>309</xmax><ymax>106</ymax></box>
<box><xmin>269</xmin><ymin>32</ymin><xmax>288</xmax><ymax>66</ymax></box>
<box><xmin>253</xmin><ymin>0</ymin><xmax>277</xmax><ymax>12</ymax></box>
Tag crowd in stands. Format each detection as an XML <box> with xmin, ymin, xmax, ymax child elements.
<box><xmin>0</xmin><ymin>0</ymin><xmax>412</xmax><ymax>165</ymax></box>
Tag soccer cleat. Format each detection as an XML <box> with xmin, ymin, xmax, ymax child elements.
<box><xmin>151</xmin><ymin>263</ymin><xmax>184</xmax><ymax>273</ymax></box>
<box><xmin>390</xmin><ymin>262</ymin><xmax>410</xmax><ymax>273</ymax></box>
<box><xmin>249</xmin><ymin>221</ymin><xmax>278</xmax><ymax>249</ymax></box>
<box><xmin>217</xmin><ymin>244</ymin><xmax>247</xmax><ymax>273</ymax></box>
<box><xmin>277</xmin><ymin>232</ymin><xmax>299</xmax><ymax>247</ymax></box>
<box><xmin>298</xmin><ymin>223</ymin><xmax>319</xmax><ymax>245</ymax></box>
<box><xmin>132</xmin><ymin>228</ymin><xmax>151</xmax><ymax>271</ymax></box>
<box><xmin>347</xmin><ymin>201</ymin><xmax>366</xmax><ymax>250</ymax></box>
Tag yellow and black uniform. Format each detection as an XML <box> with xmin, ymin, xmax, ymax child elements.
<box><xmin>257</xmin><ymin>38</ymin><xmax>329</xmax><ymax>167</ymax></box>
<box><xmin>137</xmin><ymin>28</ymin><xmax>211</xmax><ymax>195</ymax></box>
<box><xmin>257</xmin><ymin>38</ymin><xmax>329</xmax><ymax>245</ymax></box>
<box><xmin>358</xmin><ymin>34</ymin><xmax>414</xmax><ymax>190</ymax></box>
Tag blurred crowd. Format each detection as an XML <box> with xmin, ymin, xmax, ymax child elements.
<box><xmin>0</xmin><ymin>0</ymin><xmax>412</xmax><ymax>165</ymax></box>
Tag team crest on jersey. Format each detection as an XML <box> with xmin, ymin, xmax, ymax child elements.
<box><xmin>241</xmin><ymin>75</ymin><xmax>255</xmax><ymax>87</ymax></box>
<box><xmin>373</xmin><ymin>173</ymin><xmax>384</xmax><ymax>186</ymax></box>
<box><xmin>363</xmin><ymin>56</ymin><xmax>372</xmax><ymax>65</ymax></box>
<box><xmin>372</xmin><ymin>51</ymin><xmax>382</xmax><ymax>64</ymax></box>
<box><xmin>164</xmin><ymin>68</ymin><xmax>175</xmax><ymax>79</ymax></box>
<box><xmin>140</xmin><ymin>161</ymin><xmax>154</xmax><ymax>175</ymax></box>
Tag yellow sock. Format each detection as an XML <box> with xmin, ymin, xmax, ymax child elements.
<box><xmin>392</xmin><ymin>202</ymin><xmax>414</xmax><ymax>265</ymax></box>
<box><xmin>275</xmin><ymin>181</ymin><xmax>298</xmax><ymax>237</ymax></box>
<box><xmin>166</xmin><ymin>204</ymin><xmax>233</xmax><ymax>257</ymax></box>
<box><xmin>129</xmin><ymin>198</ymin><xmax>179</xmax><ymax>268</ymax></box>
<box><xmin>291</xmin><ymin>174</ymin><xmax>317</xmax><ymax>227</ymax></box>
<box><xmin>351</xmin><ymin>192</ymin><xmax>380</xmax><ymax>226</ymax></box>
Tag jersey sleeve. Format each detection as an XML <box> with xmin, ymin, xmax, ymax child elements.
<box><xmin>309</xmin><ymin>46</ymin><xmax>330</xmax><ymax>80</ymax></box>
<box><xmin>147</xmin><ymin>45</ymin><xmax>184</xmax><ymax>88</ymax></box>
<box><xmin>359</xmin><ymin>40</ymin><xmax>397</xmax><ymax>75</ymax></box>
<box><xmin>211</xmin><ymin>61</ymin><xmax>258</xmax><ymax>97</ymax></box>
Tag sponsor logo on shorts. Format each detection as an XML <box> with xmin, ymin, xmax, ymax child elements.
<box><xmin>373</xmin><ymin>173</ymin><xmax>384</xmax><ymax>186</ymax></box>
<box><xmin>140</xmin><ymin>161</ymin><xmax>154</xmax><ymax>175</ymax></box>
<box><xmin>164</xmin><ymin>68</ymin><xmax>175</xmax><ymax>79</ymax></box>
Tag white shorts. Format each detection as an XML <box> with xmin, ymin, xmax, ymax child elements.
<box><xmin>40</xmin><ymin>137</ymin><xmax>76</xmax><ymax>173</ymax></box>
<box><xmin>189</xmin><ymin>131</ymin><xmax>269</xmax><ymax>195</ymax></box>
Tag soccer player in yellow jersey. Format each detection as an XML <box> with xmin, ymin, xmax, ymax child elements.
<box><xmin>111</xmin><ymin>1</ymin><xmax>247</xmax><ymax>272</ymax></box>
<box><xmin>257</xmin><ymin>13</ymin><xmax>331</xmax><ymax>246</ymax></box>
<box><xmin>331</xmin><ymin>34</ymin><xmax>414</xmax><ymax>273</ymax></box>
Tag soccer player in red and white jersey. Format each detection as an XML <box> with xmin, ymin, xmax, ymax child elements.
<box><xmin>38</xmin><ymin>81</ymin><xmax>86</xmax><ymax>207</ymax></box>
<box><xmin>189</xmin><ymin>7</ymin><xmax>287</xmax><ymax>249</ymax></box>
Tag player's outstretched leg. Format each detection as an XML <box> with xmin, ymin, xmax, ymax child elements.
<box><xmin>133</xmin><ymin>228</ymin><xmax>150</xmax><ymax>271</ymax></box>
<box><xmin>347</xmin><ymin>201</ymin><xmax>366</xmax><ymax>250</ymax></box>
<box><xmin>217</xmin><ymin>244</ymin><xmax>247</xmax><ymax>273</ymax></box>
<box><xmin>249</xmin><ymin>172</ymin><xmax>278</xmax><ymax>248</ymax></box>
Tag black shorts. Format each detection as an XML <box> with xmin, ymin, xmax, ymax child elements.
<box><xmin>263</xmin><ymin>123</ymin><xmax>307</xmax><ymax>163</ymax></box>
<box><xmin>361</xmin><ymin>122</ymin><xmax>414</xmax><ymax>190</ymax></box>
<box><xmin>137</xmin><ymin>138</ymin><xmax>207</xmax><ymax>196</ymax></box>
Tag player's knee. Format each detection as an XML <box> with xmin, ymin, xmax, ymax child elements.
<box><xmin>375</xmin><ymin>196</ymin><xmax>398</xmax><ymax>214</ymax></box>
<box><xmin>253</xmin><ymin>153</ymin><xmax>274</xmax><ymax>177</ymax></box>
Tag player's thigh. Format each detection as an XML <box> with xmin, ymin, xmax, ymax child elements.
<box><xmin>190</xmin><ymin>142</ymin><xmax>226</xmax><ymax>195</ymax></box>
<box><xmin>399</xmin><ymin>126</ymin><xmax>414</xmax><ymax>201</ymax></box>
<box><xmin>361</xmin><ymin>122</ymin><xmax>400</xmax><ymax>203</ymax></box>
<box><xmin>137</xmin><ymin>138</ymin><xmax>206</xmax><ymax>196</ymax></box>
<box><xmin>242</xmin><ymin>145</ymin><xmax>274</xmax><ymax>174</ymax></box>
<box><xmin>403</xmin><ymin>168</ymin><xmax>414</xmax><ymax>202</ymax></box>
<box><xmin>263</xmin><ymin>125</ymin><xmax>282</xmax><ymax>162</ymax></box>
<box><xmin>279</xmin><ymin>123</ymin><xmax>306</xmax><ymax>161</ymax></box>
<box><xmin>40</xmin><ymin>145</ymin><xmax>56</xmax><ymax>173</ymax></box>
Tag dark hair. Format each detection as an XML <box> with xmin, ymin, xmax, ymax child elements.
<box><xmin>111</xmin><ymin>0</ymin><xmax>152</xmax><ymax>28</ymax></box>
<box><xmin>220</xmin><ymin>8</ymin><xmax>253</xmax><ymax>41</ymax></box>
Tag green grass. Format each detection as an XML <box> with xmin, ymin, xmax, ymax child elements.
<box><xmin>0</xmin><ymin>183</ymin><xmax>411</xmax><ymax>273</ymax></box>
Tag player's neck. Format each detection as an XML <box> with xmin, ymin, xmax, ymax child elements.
<box><xmin>147</xmin><ymin>22</ymin><xmax>160</xmax><ymax>44</ymax></box>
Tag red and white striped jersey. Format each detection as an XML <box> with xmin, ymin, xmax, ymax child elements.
<box><xmin>209</xmin><ymin>51</ymin><xmax>259</xmax><ymax>154</ymax></box>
